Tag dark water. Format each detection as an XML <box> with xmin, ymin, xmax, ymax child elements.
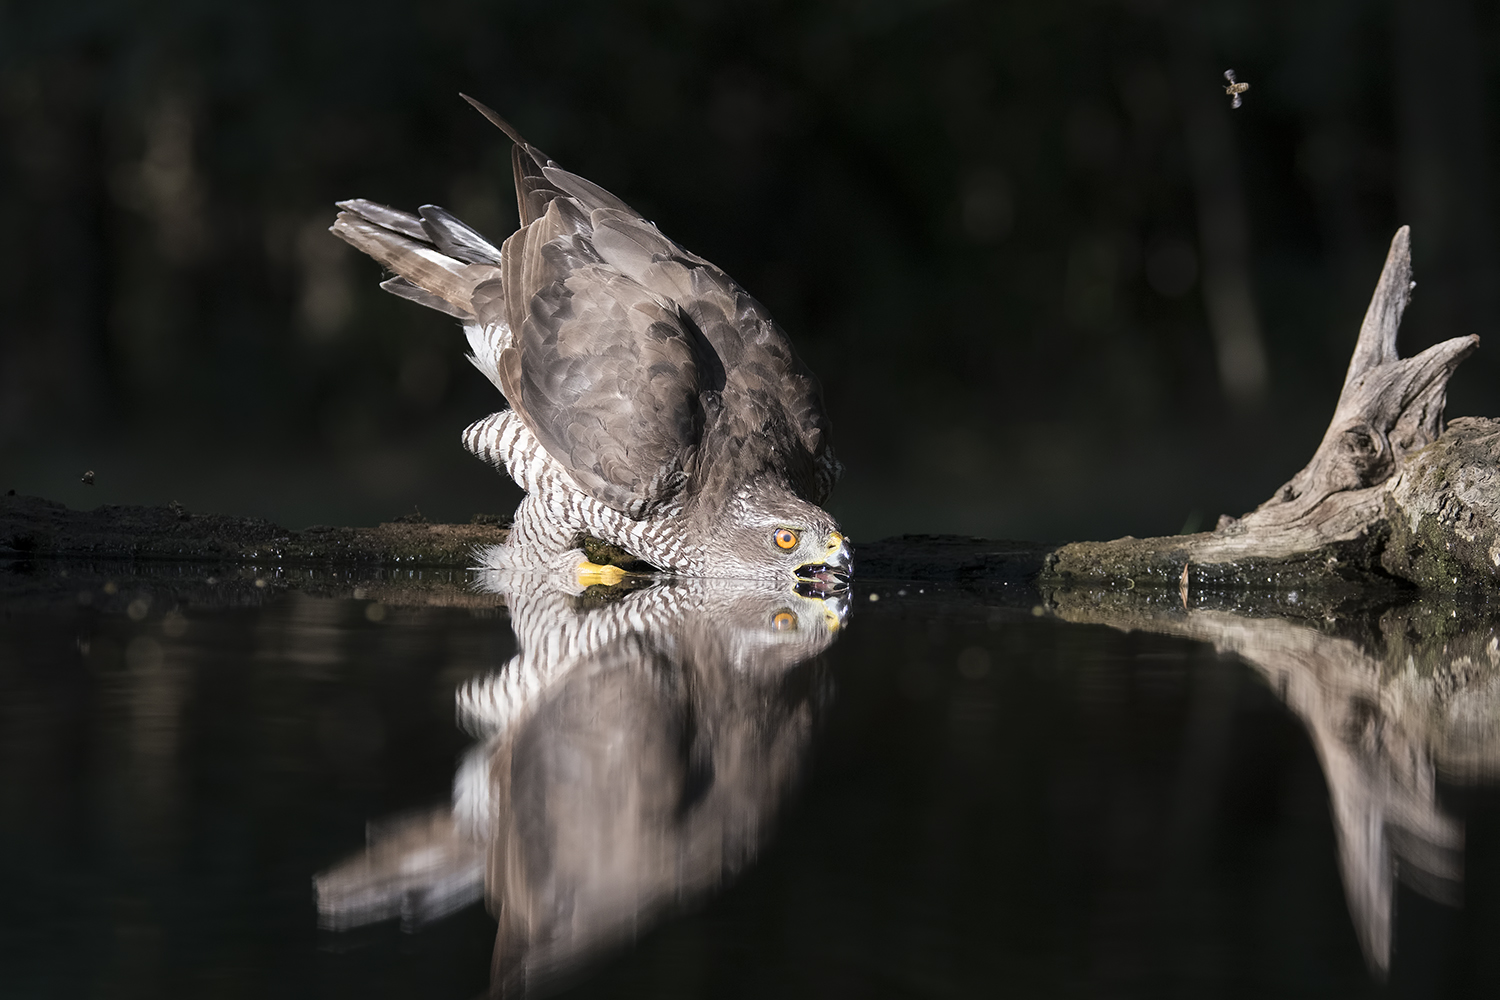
<box><xmin>4</xmin><ymin>561</ymin><xmax>1500</xmax><ymax>997</ymax></box>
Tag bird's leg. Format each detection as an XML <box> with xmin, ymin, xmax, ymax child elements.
<box><xmin>477</xmin><ymin>494</ymin><xmax>581</xmax><ymax>569</ymax></box>
<box><xmin>480</xmin><ymin>494</ymin><xmax>626</xmax><ymax>591</ymax></box>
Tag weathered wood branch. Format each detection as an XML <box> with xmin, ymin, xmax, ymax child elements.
<box><xmin>1045</xmin><ymin>227</ymin><xmax>1492</xmax><ymax>592</ymax></box>
<box><xmin>1228</xmin><ymin>227</ymin><xmax>1476</xmax><ymax>537</ymax></box>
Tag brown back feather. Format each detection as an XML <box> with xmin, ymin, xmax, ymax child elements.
<box><xmin>334</xmin><ymin>98</ymin><xmax>842</xmax><ymax>514</ymax></box>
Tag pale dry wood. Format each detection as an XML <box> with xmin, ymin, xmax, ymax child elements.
<box><xmin>1046</xmin><ymin>227</ymin><xmax>1484</xmax><ymax>590</ymax></box>
<box><xmin>1220</xmin><ymin>227</ymin><xmax>1477</xmax><ymax>540</ymax></box>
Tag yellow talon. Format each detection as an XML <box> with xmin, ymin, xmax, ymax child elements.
<box><xmin>576</xmin><ymin>561</ymin><xmax>626</xmax><ymax>588</ymax></box>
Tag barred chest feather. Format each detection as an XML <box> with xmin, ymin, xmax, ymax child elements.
<box><xmin>462</xmin><ymin>408</ymin><xmax>713</xmax><ymax>573</ymax></box>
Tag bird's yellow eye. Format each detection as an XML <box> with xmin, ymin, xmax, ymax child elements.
<box><xmin>774</xmin><ymin>528</ymin><xmax>799</xmax><ymax>550</ymax></box>
<box><xmin>771</xmin><ymin>610</ymin><xmax>798</xmax><ymax>632</ymax></box>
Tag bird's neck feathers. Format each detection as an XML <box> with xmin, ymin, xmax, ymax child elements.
<box><xmin>684</xmin><ymin>398</ymin><xmax>820</xmax><ymax>517</ymax></box>
<box><xmin>681</xmin><ymin>475</ymin><xmax>802</xmax><ymax>531</ymax></box>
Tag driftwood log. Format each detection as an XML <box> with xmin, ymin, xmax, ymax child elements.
<box><xmin>1045</xmin><ymin>227</ymin><xmax>1497</xmax><ymax>594</ymax></box>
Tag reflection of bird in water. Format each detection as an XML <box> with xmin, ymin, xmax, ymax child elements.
<box><xmin>331</xmin><ymin>96</ymin><xmax>848</xmax><ymax>589</ymax></box>
<box><xmin>1223</xmin><ymin>69</ymin><xmax>1249</xmax><ymax>109</ymax></box>
<box><xmin>315</xmin><ymin>574</ymin><xmax>846</xmax><ymax>996</ymax></box>
<box><xmin>458</xmin><ymin>569</ymin><xmax>844</xmax><ymax>738</ymax></box>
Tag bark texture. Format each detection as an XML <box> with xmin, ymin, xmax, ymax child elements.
<box><xmin>1382</xmin><ymin>416</ymin><xmax>1500</xmax><ymax>589</ymax></box>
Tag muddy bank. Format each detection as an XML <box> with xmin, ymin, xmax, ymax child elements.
<box><xmin>1</xmin><ymin>492</ymin><xmax>508</xmax><ymax>566</ymax></box>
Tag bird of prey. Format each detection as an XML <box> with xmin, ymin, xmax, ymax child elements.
<box><xmin>331</xmin><ymin>96</ymin><xmax>849</xmax><ymax>588</ymax></box>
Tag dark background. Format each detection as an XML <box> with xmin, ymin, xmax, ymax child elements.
<box><xmin>4</xmin><ymin>0</ymin><xmax>1498</xmax><ymax>543</ymax></box>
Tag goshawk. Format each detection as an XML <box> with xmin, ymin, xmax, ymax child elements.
<box><xmin>331</xmin><ymin>97</ymin><xmax>849</xmax><ymax>587</ymax></box>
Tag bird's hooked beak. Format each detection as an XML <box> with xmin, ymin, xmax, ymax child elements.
<box><xmin>795</xmin><ymin>531</ymin><xmax>852</xmax><ymax>594</ymax></box>
<box><xmin>819</xmin><ymin>589</ymin><xmax>850</xmax><ymax>632</ymax></box>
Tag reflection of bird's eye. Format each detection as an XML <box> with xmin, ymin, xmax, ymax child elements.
<box><xmin>771</xmin><ymin>610</ymin><xmax>798</xmax><ymax>631</ymax></box>
<box><xmin>774</xmin><ymin>527</ymin><xmax>799</xmax><ymax>550</ymax></box>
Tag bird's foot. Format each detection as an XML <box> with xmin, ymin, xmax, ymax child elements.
<box><xmin>575</xmin><ymin>561</ymin><xmax>626</xmax><ymax>588</ymax></box>
<box><xmin>480</xmin><ymin>545</ymin><xmax>638</xmax><ymax>594</ymax></box>
<box><xmin>533</xmin><ymin>548</ymin><xmax>628</xmax><ymax>595</ymax></box>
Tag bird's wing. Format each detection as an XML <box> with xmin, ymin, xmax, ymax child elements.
<box><xmin>589</xmin><ymin>210</ymin><xmax>840</xmax><ymax>503</ymax></box>
<box><xmin>460</xmin><ymin>94</ymin><xmax>640</xmax><ymax>226</ymax></box>
<box><xmin>475</xmin><ymin>194</ymin><xmax>707</xmax><ymax>518</ymax></box>
<box><xmin>357</xmin><ymin>95</ymin><xmax>841</xmax><ymax>511</ymax></box>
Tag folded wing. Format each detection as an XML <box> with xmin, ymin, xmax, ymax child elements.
<box><xmin>332</xmin><ymin>98</ymin><xmax>841</xmax><ymax>516</ymax></box>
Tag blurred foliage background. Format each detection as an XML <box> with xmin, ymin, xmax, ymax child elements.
<box><xmin>3</xmin><ymin>0</ymin><xmax>1498</xmax><ymax>542</ymax></box>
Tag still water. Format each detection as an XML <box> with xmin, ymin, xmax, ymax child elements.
<box><xmin>4</xmin><ymin>558</ymin><xmax>1500</xmax><ymax>997</ymax></box>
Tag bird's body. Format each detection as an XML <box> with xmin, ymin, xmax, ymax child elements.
<box><xmin>332</xmin><ymin>98</ymin><xmax>848</xmax><ymax>586</ymax></box>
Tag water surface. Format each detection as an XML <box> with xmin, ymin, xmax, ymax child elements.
<box><xmin>4</xmin><ymin>559</ymin><xmax>1500</xmax><ymax>996</ymax></box>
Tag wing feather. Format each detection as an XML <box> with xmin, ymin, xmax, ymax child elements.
<box><xmin>336</xmin><ymin>97</ymin><xmax>842</xmax><ymax>513</ymax></box>
<box><xmin>514</xmin><ymin>249</ymin><xmax>703</xmax><ymax>515</ymax></box>
<box><xmin>584</xmin><ymin>211</ymin><xmax>838</xmax><ymax>500</ymax></box>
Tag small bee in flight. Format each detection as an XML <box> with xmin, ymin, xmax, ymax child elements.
<box><xmin>1223</xmin><ymin>69</ymin><xmax>1249</xmax><ymax>109</ymax></box>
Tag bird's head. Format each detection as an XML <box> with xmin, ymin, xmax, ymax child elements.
<box><xmin>694</xmin><ymin>485</ymin><xmax>852</xmax><ymax>590</ymax></box>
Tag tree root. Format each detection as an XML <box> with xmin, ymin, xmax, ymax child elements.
<box><xmin>1044</xmin><ymin>227</ymin><xmax>1493</xmax><ymax>593</ymax></box>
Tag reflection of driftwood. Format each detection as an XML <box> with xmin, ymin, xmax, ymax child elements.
<box><xmin>1045</xmin><ymin>227</ymin><xmax>1494</xmax><ymax>593</ymax></box>
<box><xmin>1049</xmin><ymin>588</ymin><xmax>1500</xmax><ymax>972</ymax></box>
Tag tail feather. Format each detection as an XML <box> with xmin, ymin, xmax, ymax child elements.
<box><xmin>418</xmin><ymin>204</ymin><xmax>504</xmax><ymax>264</ymax></box>
<box><xmin>380</xmin><ymin>276</ymin><xmax>470</xmax><ymax>320</ymax></box>
<box><xmin>336</xmin><ymin>198</ymin><xmax>426</xmax><ymax>241</ymax></box>
<box><xmin>331</xmin><ymin>209</ymin><xmax>500</xmax><ymax>318</ymax></box>
<box><xmin>313</xmin><ymin>808</ymin><xmax>485</xmax><ymax>931</ymax></box>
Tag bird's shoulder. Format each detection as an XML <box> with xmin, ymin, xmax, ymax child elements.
<box><xmin>483</xmin><ymin>153</ymin><xmax>838</xmax><ymax>513</ymax></box>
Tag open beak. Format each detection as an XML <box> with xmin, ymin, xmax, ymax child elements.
<box><xmin>820</xmin><ymin>590</ymin><xmax>850</xmax><ymax>631</ymax></box>
<box><xmin>795</xmin><ymin>531</ymin><xmax>852</xmax><ymax>593</ymax></box>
